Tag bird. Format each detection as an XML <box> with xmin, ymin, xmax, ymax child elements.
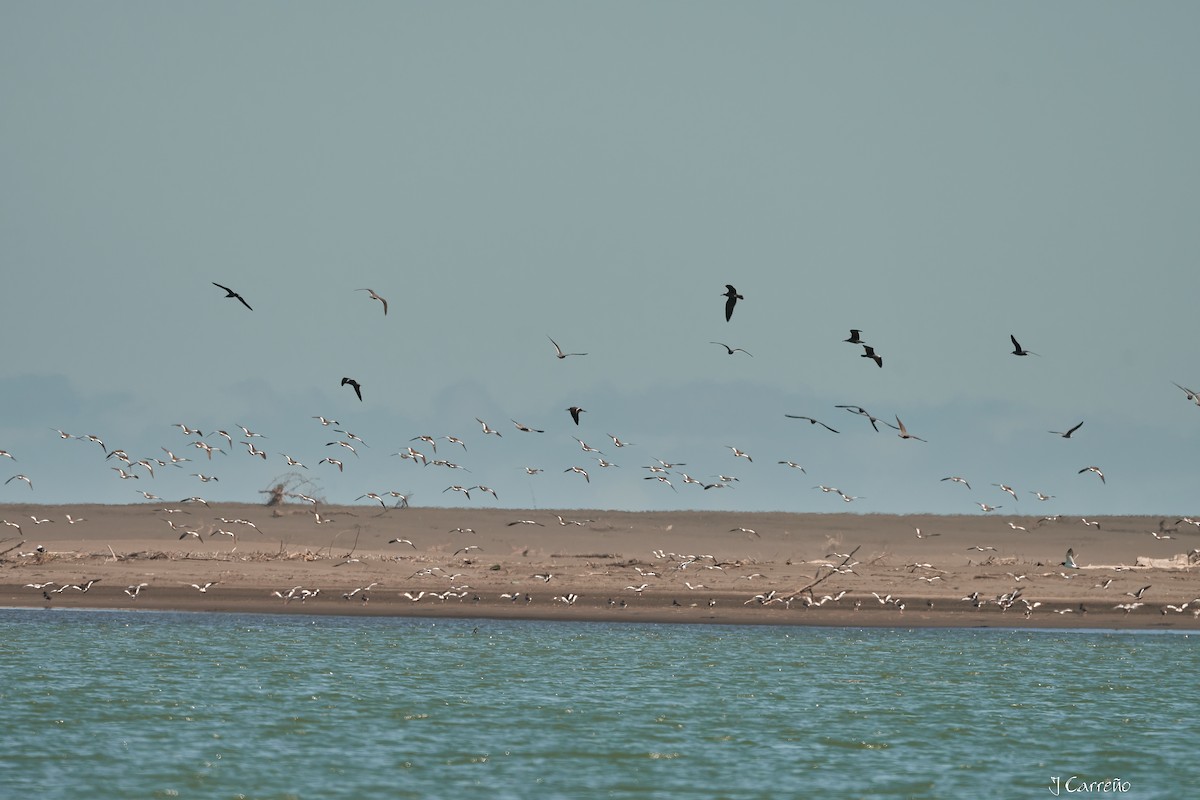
<box><xmin>567</xmin><ymin>406</ymin><xmax>586</xmax><ymax>425</ymax></box>
<box><xmin>318</xmin><ymin>458</ymin><xmax>344</xmax><ymax>472</ymax></box>
<box><xmin>443</xmin><ymin>485</ymin><xmax>472</xmax><ymax>500</ymax></box>
<box><xmin>895</xmin><ymin>416</ymin><xmax>926</xmax><ymax>441</ymax></box>
<box><xmin>341</xmin><ymin>377</ymin><xmax>362</xmax><ymax>402</ymax></box>
<box><xmin>511</xmin><ymin>420</ymin><xmax>544</xmax><ymax>433</ymax></box>
<box><xmin>941</xmin><ymin>476</ymin><xmax>972</xmax><ymax>490</ymax></box>
<box><xmin>1010</xmin><ymin>333</ymin><xmax>1038</xmax><ymax>356</ymax></box>
<box><xmin>710</xmin><ymin>342</ymin><xmax>752</xmax><ymax>356</ymax></box>
<box><xmin>312</xmin><ymin>415</ymin><xmax>340</xmax><ymax>426</ymax></box>
<box><xmin>189</xmin><ymin>582</ymin><xmax>218</xmax><ymax>593</ymax></box>
<box><xmin>1172</xmin><ymin>382</ymin><xmax>1200</xmax><ymax>405</ymax></box>
<box><xmin>722</xmin><ymin>284</ymin><xmax>743</xmax><ymax>321</ymax></box>
<box><xmin>993</xmin><ymin>483</ymin><xmax>1019</xmax><ymax>501</ymax></box>
<box><xmin>977</xmin><ymin>503</ymin><xmax>1002</xmax><ymax>512</ymax></box>
<box><xmin>388</xmin><ymin>538</ymin><xmax>417</xmax><ymax>548</ymax></box>
<box><xmin>5</xmin><ymin>474</ymin><xmax>32</xmax><ymax>490</ymax></box>
<box><xmin>212</xmin><ymin>282</ymin><xmax>252</xmax><ymax>310</ymax></box>
<box><xmin>548</xmin><ymin>336</ymin><xmax>586</xmax><ymax>359</ymax></box>
<box><xmin>843</xmin><ymin>329</ymin><xmax>864</xmax><ymax>344</ymax></box>
<box><xmin>125</xmin><ymin>583</ymin><xmax>149</xmax><ymax>599</ymax></box>
<box><xmin>1030</xmin><ymin>491</ymin><xmax>1055</xmax><ymax>501</ymax></box>
<box><xmin>1061</xmin><ymin>548</ymin><xmax>1078</xmax><ymax>569</ymax></box>
<box><xmin>730</xmin><ymin>527</ymin><xmax>759</xmax><ymax>538</ymax></box>
<box><xmin>357</xmin><ymin>288</ymin><xmax>388</xmax><ymax>315</ymax></box>
<box><xmin>1078</xmin><ymin>466</ymin><xmax>1106</xmax><ymax>484</ymax></box>
<box><xmin>727</xmin><ymin>446</ymin><xmax>752</xmax><ymax>462</ymax></box>
<box><xmin>564</xmin><ymin>466</ymin><xmax>590</xmax><ymax>483</ymax></box>
<box><xmin>784</xmin><ymin>415</ymin><xmax>839</xmax><ymax>433</ymax></box>
<box><xmin>1125</xmin><ymin>585</ymin><xmax>1151</xmax><ymax>600</ymax></box>
<box><xmin>835</xmin><ymin>405</ymin><xmax>897</xmax><ymax>432</ymax></box>
<box><xmin>475</xmin><ymin>418</ymin><xmax>502</xmax><ymax>437</ymax></box>
<box><xmin>1050</xmin><ymin>421</ymin><xmax>1084</xmax><ymax>438</ymax></box>
<box><xmin>861</xmin><ymin>345</ymin><xmax>883</xmax><ymax>368</ymax></box>
<box><xmin>778</xmin><ymin>461</ymin><xmax>806</xmax><ymax>472</ymax></box>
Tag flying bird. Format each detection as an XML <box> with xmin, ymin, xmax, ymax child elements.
<box><xmin>212</xmin><ymin>282</ymin><xmax>252</xmax><ymax>310</ymax></box>
<box><xmin>548</xmin><ymin>336</ymin><xmax>586</xmax><ymax>359</ymax></box>
<box><xmin>784</xmin><ymin>415</ymin><xmax>839</xmax><ymax>433</ymax></box>
<box><xmin>834</xmin><ymin>405</ymin><xmax>897</xmax><ymax>432</ymax></box>
<box><xmin>941</xmin><ymin>476</ymin><xmax>972</xmax><ymax>490</ymax></box>
<box><xmin>341</xmin><ymin>377</ymin><xmax>362</xmax><ymax>402</ymax></box>
<box><xmin>1050</xmin><ymin>421</ymin><xmax>1084</xmax><ymax>438</ymax></box>
<box><xmin>1010</xmin><ymin>334</ymin><xmax>1038</xmax><ymax>356</ymax></box>
<box><xmin>895</xmin><ymin>416</ymin><xmax>926</xmax><ymax>442</ymax></box>
<box><xmin>5</xmin><ymin>474</ymin><xmax>32</xmax><ymax>490</ymax></box>
<box><xmin>1078</xmin><ymin>466</ymin><xmax>1106</xmax><ymax>484</ymax></box>
<box><xmin>1171</xmin><ymin>382</ymin><xmax>1200</xmax><ymax>405</ymax></box>
<box><xmin>567</xmin><ymin>406</ymin><xmax>586</xmax><ymax>425</ymax></box>
<box><xmin>843</xmin><ymin>329</ymin><xmax>864</xmax><ymax>344</ymax></box>
<box><xmin>861</xmin><ymin>345</ymin><xmax>883</xmax><ymax>368</ymax></box>
<box><xmin>722</xmin><ymin>284</ymin><xmax>743</xmax><ymax>321</ymax></box>
<box><xmin>710</xmin><ymin>342</ymin><xmax>752</xmax><ymax>356</ymax></box>
<box><xmin>357</xmin><ymin>288</ymin><xmax>388</xmax><ymax>315</ymax></box>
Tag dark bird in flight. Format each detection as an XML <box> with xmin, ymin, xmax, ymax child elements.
<box><xmin>548</xmin><ymin>336</ymin><xmax>586</xmax><ymax>359</ymax></box>
<box><xmin>567</xmin><ymin>406</ymin><xmax>586</xmax><ymax>425</ymax></box>
<box><xmin>710</xmin><ymin>342</ymin><xmax>752</xmax><ymax>356</ymax></box>
<box><xmin>1010</xmin><ymin>334</ymin><xmax>1038</xmax><ymax>356</ymax></box>
<box><xmin>723</xmin><ymin>285</ymin><xmax>743</xmax><ymax>322</ymax></box>
<box><xmin>835</xmin><ymin>405</ymin><xmax>898</xmax><ymax>432</ymax></box>
<box><xmin>861</xmin><ymin>345</ymin><xmax>883</xmax><ymax>368</ymax></box>
<box><xmin>784</xmin><ymin>415</ymin><xmax>839</xmax><ymax>433</ymax></box>
<box><xmin>341</xmin><ymin>377</ymin><xmax>363</xmax><ymax>401</ymax></box>
<box><xmin>357</xmin><ymin>288</ymin><xmax>388</xmax><ymax>315</ymax></box>
<box><xmin>212</xmin><ymin>282</ymin><xmax>252</xmax><ymax>310</ymax></box>
<box><xmin>1050</xmin><ymin>421</ymin><xmax>1084</xmax><ymax>438</ymax></box>
<box><xmin>843</xmin><ymin>329</ymin><xmax>864</xmax><ymax>344</ymax></box>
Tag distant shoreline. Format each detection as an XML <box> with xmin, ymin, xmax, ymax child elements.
<box><xmin>2</xmin><ymin>503</ymin><xmax>1197</xmax><ymax>631</ymax></box>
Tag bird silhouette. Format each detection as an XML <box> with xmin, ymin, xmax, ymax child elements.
<box><xmin>548</xmin><ymin>336</ymin><xmax>586</xmax><ymax>359</ymax></box>
<box><xmin>843</xmin><ymin>329</ymin><xmax>864</xmax><ymax>344</ymax></box>
<box><xmin>861</xmin><ymin>345</ymin><xmax>883</xmax><ymax>368</ymax></box>
<box><xmin>710</xmin><ymin>342</ymin><xmax>752</xmax><ymax>356</ymax></box>
<box><xmin>357</xmin><ymin>288</ymin><xmax>388</xmax><ymax>315</ymax></box>
<box><xmin>212</xmin><ymin>282</ymin><xmax>252</xmax><ymax>310</ymax></box>
<box><xmin>1010</xmin><ymin>334</ymin><xmax>1038</xmax><ymax>356</ymax></box>
<box><xmin>341</xmin><ymin>377</ymin><xmax>362</xmax><ymax>401</ymax></box>
<box><xmin>1050</xmin><ymin>421</ymin><xmax>1084</xmax><ymax>438</ymax></box>
<box><xmin>723</xmin><ymin>285</ymin><xmax>743</xmax><ymax>322</ymax></box>
<box><xmin>784</xmin><ymin>415</ymin><xmax>839</xmax><ymax>433</ymax></box>
<box><xmin>567</xmin><ymin>406</ymin><xmax>586</xmax><ymax>425</ymax></box>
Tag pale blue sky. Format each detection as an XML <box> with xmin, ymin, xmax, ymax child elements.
<box><xmin>2</xmin><ymin>3</ymin><xmax>1198</xmax><ymax>515</ymax></box>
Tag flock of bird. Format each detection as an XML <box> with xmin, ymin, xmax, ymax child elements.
<box><xmin>3</xmin><ymin>280</ymin><xmax>1199</xmax><ymax>621</ymax></box>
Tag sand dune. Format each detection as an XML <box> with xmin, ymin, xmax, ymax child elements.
<box><xmin>2</xmin><ymin>502</ymin><xmax>1198</xmax><ymax>628</ymax></box>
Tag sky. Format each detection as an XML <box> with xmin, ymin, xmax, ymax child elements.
<box><xmin>2</xmin><ymin>2</ymin><xmax>1198</xmax><ymax>516</ymax></box>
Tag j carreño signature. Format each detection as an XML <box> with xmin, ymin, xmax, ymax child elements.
<box><xmin>1049</xmin><ymin>776</ymin><xmax>1131</xmax><ymax>796</ymax></box>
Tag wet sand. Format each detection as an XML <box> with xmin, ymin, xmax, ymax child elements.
<box><xmin>2</xmin><ymin>502</ymin><xmax>1198</xmax><ymax>629</ymax></box>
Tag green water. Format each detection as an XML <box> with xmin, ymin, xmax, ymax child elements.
<box><xmin>0</xmin><ymin>609</ymin><xmax>1194</xmax><ymax>799</ymax></box>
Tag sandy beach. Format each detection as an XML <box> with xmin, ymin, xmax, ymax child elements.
<box><xmin>2</xmin><ymin>502</ymin><xmax>1198</xmax><ymax>629</ymax></box>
